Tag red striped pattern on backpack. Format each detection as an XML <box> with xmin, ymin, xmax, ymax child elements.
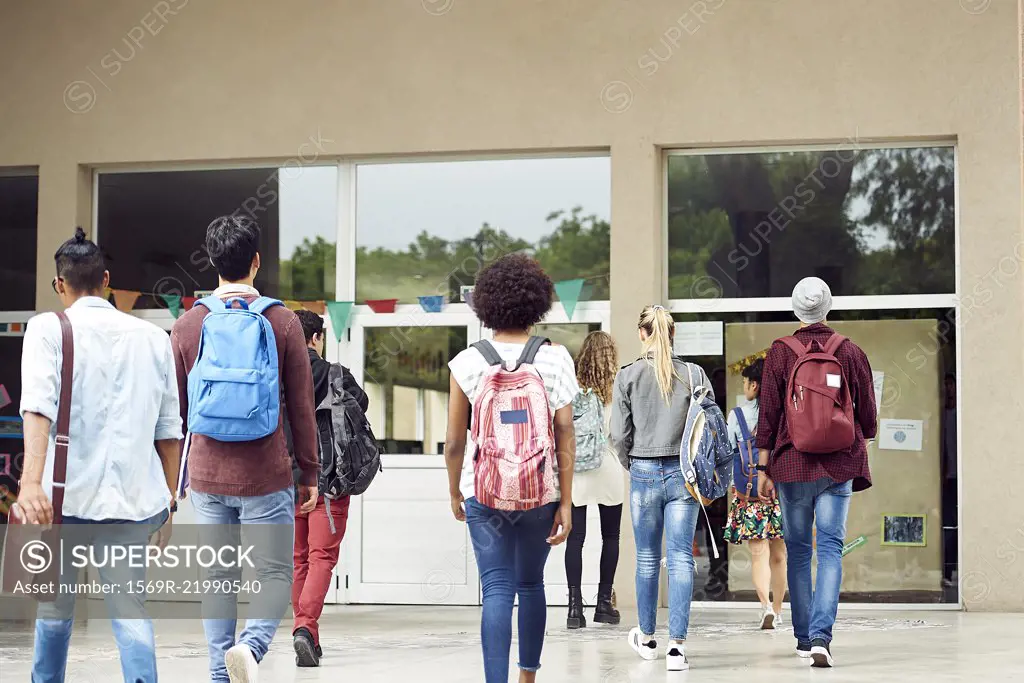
<box><xmin>471</xmin><ymin>365</ymin><xmax>557</xmax><ymax>511</ymax></box>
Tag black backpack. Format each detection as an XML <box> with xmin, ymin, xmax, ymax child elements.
<box><xmin>317</xmin><ymin>365</ymin><xmax>382</xmax><ymax>498</ymax></box>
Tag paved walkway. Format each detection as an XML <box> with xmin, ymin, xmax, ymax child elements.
<box><xmin>1</xmin><ymin>606</ymin><xmax>1019</xmax><ymax>681</ymax></box>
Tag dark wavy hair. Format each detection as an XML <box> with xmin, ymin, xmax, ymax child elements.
<box><xmin>206</xmin><ymin>215</ymin><xmax>260</xmax><ymax>281</ymax></box>
<box><xmin>472</xmin><ymin>253</ymin><xmax>553</xmax><ymax>331</ymax></box>
<box><xmin>294</xmin><ymin>309</ymin><xmax>325</xmax><ymax>343</ymax></box>
<box><xmin>54</xmin><ymin>227</ymin><xmax>105</xmax><ymax>292</ymax></box>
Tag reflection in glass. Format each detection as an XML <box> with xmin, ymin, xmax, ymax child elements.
<box><xmin>533</xmin><ymin>323</ymin><xmax>601</xmax><ymax>360</ymax></box>
<box><xmin>0</xmin><ymin>335</ymin><xmax>25</xmax><ymax>522</ymax></box>
<box><xmin>363</xmin><ymin>326</ymin><xmax>468</xmax><ymax>455</ymax></box>
<box><xmin>0</xmin><ymin>174</ymin><xmax>38</xmax><ymax>310</ymax></box>
<box><xmin>667</xmin><ymin>147</ymin><xmax>955</xmax><ymax>299</ymax></box>
<box><xmin>355</xmin><ymin>157</ymin><xmax>611</xmax><ymax>304</ymax></box>
<box><xmin>96</xmin><ymin>166</ymin><xmax>338</xmax><ymax>307</ymax></box>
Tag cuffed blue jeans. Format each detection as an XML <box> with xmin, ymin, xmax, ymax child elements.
<box><xmin>32</xmin><ymin>510</ymin><xmax>168</xmax><ymax>683</ymax></box>
<box><xmin>464</xmin><ymin>496</ymin><xmax>557</xmax><ymax>683</ymax></box>
<box><xmin>630</xmin><ymin>458</ymin><xmax>700</xmax><ymax>641</ymax></box>
<box><xmin>777</xmin><ymin>477</ymin><xmax>853</xmax><ymax>645</ymax></box>
<box><xmin>191</xmin><ymin>487</ymin><xmax>294</xmax><ymax>683</ymax></box>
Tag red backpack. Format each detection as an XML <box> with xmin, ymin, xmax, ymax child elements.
<box><xmin>779</xmin><ymin>334</ymin><xmax>856</xmax><ymax>454</ymax></box>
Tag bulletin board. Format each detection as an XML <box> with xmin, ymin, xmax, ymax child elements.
<box><xmin>724</xmin><ymin>319</ymin><xmax>942</xmax><ymax>596</ymax></box>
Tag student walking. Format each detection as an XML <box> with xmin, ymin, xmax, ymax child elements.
<box><xmin>289</xmin><ymin>310</ymin><xmax>367</xmax><ymax>668</ymax></box>
<box><xmin>564</xmin><ymin>331</ymin><xmax>623</xmax><ymax>629</ymax></box>
<box><xmin>17</xmin><ymin>228</ymin><xmax>182</xmax><ymax>683</ymax></box>
<box><xmin>444</xmin><ymin>254</ymin><xmax>577</xmax><ymax>683</ymax></box>
<box><xmin>172</xmin><ymin>215</ymin><xmax>319</xmax><ymax>683</ymax></box>
<box><xmin>611</xmin><ymin>305</ymin><xmax>713</xmax><ymax>672</ymax></box>
<box><xmin>722</xmin><ymin>358</ymin><xmax>787</xmax><ymax>628</ymax></box>
<box><xmin>756</xmin><ymin>277</ymin><xmax>877</xmax><ymax>668</ymax></box>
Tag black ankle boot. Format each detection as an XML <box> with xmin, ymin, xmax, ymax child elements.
<box><xmin>593</xmin><ymin>585</ymin><xmax>621</xmax><ymax>625</ymax></box>
<box><xmin>566</xmin><ymin>587</ymin><xmax>587</xmax><ymax>629</ymax></box>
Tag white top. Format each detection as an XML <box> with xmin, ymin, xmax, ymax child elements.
<box><xmin>448</xmin><ymin>341</ymin><xmax>579</xmax><ymax>501</ymax></box>
<box><xmin>20</xmin><ymin>297</ymin><xmax>182</xmax><ymax>521</ymax></box>
<box><xmin>726</xmin><ymin>400</ymin><xmax>759</xmax><ymax>450</ymax></box>
<box><xmin>572</xmin><ymin>401</ymin><xmax>625</xmax><ymax>507</ymax></box>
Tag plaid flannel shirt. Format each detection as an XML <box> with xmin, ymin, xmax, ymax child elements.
<box><xmin>755</xmin><ymin>323</ymin><xmax>877</xmax><ymax>492</ymax></box>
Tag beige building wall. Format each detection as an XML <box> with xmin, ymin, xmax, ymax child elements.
<box><xmin>1</xmin><ymin>0</ymin><xmax>1021</xmax><ymax>609</ymax></box>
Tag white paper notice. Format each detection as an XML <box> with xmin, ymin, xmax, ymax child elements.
<box><xmin>674</xmin><ymin>321</ymin><xmax>724</xmax><ymax>357</ymax></box>
<box><xmin>872</xmin><ymin>371</ymin><xmax>885</xmax><ymax>415</ymax></box>
<box><xmin>878</xmin><ymin>419</ymin><xmax>923</xmax><ymax>451</ymax></box>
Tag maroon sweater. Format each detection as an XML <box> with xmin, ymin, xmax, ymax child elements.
<box><xmin>171</xmin><ymin>296</ymin><xmax>318</xmax><ymax>497</ymax></box>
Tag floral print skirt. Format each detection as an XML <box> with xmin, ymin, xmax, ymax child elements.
<box><xmin>723</xmin><ymin>492</ymin><xmax>784</xmax><ymax>543</ymax></box>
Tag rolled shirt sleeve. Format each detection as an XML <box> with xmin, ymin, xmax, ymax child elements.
<box><xmin>155</xmin><ymin>334</ymin><xmax>183</xmax><ymax>441</ymax></box>
<box><xmin>20</xmin><ymin>313</ymin><xmax>61</xmax><ymax>423</ymax></box>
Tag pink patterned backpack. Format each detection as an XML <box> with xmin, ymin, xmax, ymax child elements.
<box><xmin>470</xmin><ymin>336</ymin><xmax>558</xmax><ymax>511</ymax></box>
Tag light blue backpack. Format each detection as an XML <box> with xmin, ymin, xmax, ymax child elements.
<box><xmin>679</xmin><ymin>362</ymin><xmax>734</xmax><ymax>558</ymax></box>
<box><xmin>187</xmin><ymin>295</ymin><xmax>283</xmax><ymax>442</ymax></box>
<box><xmin>571</xmin><ymin>389</ymin><xmax>606</xmax><ymax>473</ymax></box>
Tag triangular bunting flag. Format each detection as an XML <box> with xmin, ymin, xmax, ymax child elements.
<box><xmin>284</xmin><ymin>300</ymin><xmax>303</xmax><ymax>312</ymax></box>
<box><xmin>0</xmin><ymin>323</ymin><xmax>7</xmax><ymax>333</ymax></box>
<box><xmin>326</xmin><ymin>301</ymin><xmax>354</xmax><ymax>342</ymax></box>
<box><xmin>182</xmin><ymin>296</ymin><xmax>197</xmax><ymax>311</ymax></box>
<box><xmin>103</xmin><ymin>287</ymin><xmax>113</xmax><ymax>301</ymax></box>
<box><xmin>160</xmin><ymin>294</ymin><xmax>183</xmax><ymax>319</ymax></box>
<box><xmin>302</xmin><ymin>301</ymin><xmax>326</xmax><ymax>315</ymax></box>
<box><xmin>418</xmin><ymin>295</ymin><xmax>445</xmax><ymax>313</ymax></box>
<box><xmin>112</xmin><ymin>289</ymin><xmax>141</xmax><ymax>313</ymax></box>
<box><xmin>553</xmin><ymin>278</ymin><xmax>585</xmax><ymax>321</ymax></box>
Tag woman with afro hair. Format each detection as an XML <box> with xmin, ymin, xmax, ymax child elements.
<box><xmin>445</xmin><ymin>253</ymin><xmax>580</xmax><ymax>683</ymax></box>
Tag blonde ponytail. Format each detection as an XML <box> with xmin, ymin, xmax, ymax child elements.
<box><xmin>638</xmin><ymin>305</ymin><xmax>679</xmax><ymax>404</ymax></box>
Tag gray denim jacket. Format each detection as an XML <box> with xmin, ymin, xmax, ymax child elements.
<box><xmin>610</xmin><ymin>356</ymin><xmax>714</xmax><ymax>469</ymax></box>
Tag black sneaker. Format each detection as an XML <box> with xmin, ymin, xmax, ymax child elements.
<box><xmin>810</xmin><ymin>638</ymin><xmax>833</xmax><ymax>668</ymax></box>
<box><xmin>293</xmin><ymin>627</ymin><xmax>320</xmax><ymax>667</ymax></box>
<box><xmin>796</xmin><ymin>640</ymin><xmax>813</xmax><ymax>659</ymax></box>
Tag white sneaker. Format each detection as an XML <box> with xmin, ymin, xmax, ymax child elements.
<box><xmin>666</xmin><ymin>642</ymin><xmax>689</xmax><ymax>671</ymax></box>
<box><xmin>225</xmin><ymin>643</ymin><xmax>259</xmax><ymax>682</ymax></box>
<box><xmin>628</xmin><ymin>627</ymin><xmax>659</xmax><ymax>661</ymax></box>
<box><xmin>759</xmin><ymin>605</ymin><xmax>777</xmax><ymax>630</ymax></box>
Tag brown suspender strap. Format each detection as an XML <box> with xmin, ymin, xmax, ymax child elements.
<box><xmin>779</xmin><ymin>336</ymin><xmax>807</xmax><ymax>357</ymax></box>
<box><xmin>51</xmin><ymin>312</ymin><xmax>74</xmax><ymax>525</ymax></box>
<box><xmin>823</xmin><ymin>333</ymin><xmax>847</xmax><ymax>355</ymax></box>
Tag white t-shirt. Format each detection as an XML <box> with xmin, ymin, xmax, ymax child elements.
<box><xmin>726</xmin><ymin>400</ymin><xmax>759</xmax><ymax>450</ymax></box>
<box><xmin>448</xmin><ymin>341</ymin><xmax>580</xmax><ymax>500</ymax></box>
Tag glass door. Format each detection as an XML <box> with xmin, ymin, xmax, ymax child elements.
<box><xmin>339</xmin><ymin>308</ymin><xmax>482</xmax><ymax>605</ymax></box>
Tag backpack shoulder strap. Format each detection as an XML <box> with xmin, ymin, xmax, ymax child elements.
<box><xmin>249</xmin><ymin>297</ymin><xmax>283</xmax><ymax>315</ymax></box>
<box><xmin>515</xmin><ymin>336</ymin><xmax>550</xmax><ymax>369</ymax></box>
<box><xmin>823</xmin><ymin>333</ymin><xmax>847</xmax><ymax>356</ymax></box>
<box><xmin>686</xmin><ymin>362</ymin><xmax>707</xmax><ymax>399</ymax></box>
<box><xmin>196</xmin><ymin>295</ymin><xmax>225</xmax><ymax>312</ymax></box>
<box><xmin>470</xmin><ymin>340</ymin><xmax>504</xmax><ymax>367</ymax></box>
<box><xmin>779</xmin><ymin>335</ymin><xmax>807</xmax><ymax>357</ymax></box>
<box><xmin>732</xmin><ymin>406</ymin><xmax>752</xmax><ymax>442</ymax></box>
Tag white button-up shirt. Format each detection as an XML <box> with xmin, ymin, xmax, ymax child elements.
<box><xmin>20</xmin><ymin>296</ymin><xmax>182</xmax><ymax>521</ymax></box>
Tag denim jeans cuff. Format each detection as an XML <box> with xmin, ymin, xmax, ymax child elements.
<box><xmin>519</xmin><ymin>663</ymin><xmax>542</xmax><ymax>673</ymax></box>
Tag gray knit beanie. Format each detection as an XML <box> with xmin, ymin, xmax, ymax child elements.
<box><xmin>791</xmin><ymin>277</ymin><xmax>832</xmax><ymax>324</ymax></box>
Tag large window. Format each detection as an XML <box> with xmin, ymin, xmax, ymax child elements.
<box><xmin>97</xmin><ymin>166</ymin><xmax>337</xmax><ymax>306</ymax></box>
<box><xmin>0</xmin><ymin>171</ymin><xmax>38</xmax><ymax>310</ymax></box>
<box><xmin>667</xmin><ymin>146</ymin><xmax>955</xmax><ymax>300</ymax></box>
<box><xmin>0</xmin><ymin>334</ymin><xmax>25</xmax><ymax>523</ymax></box>
<box><xmin>667</xmin><ymin>143</ymin><xmax>958</xmax><ymax>605</ymax></box>
<box><xmin>355</xmin><ymin>156</ymin><xmax>611</xmax><ymax>304</ymax></box>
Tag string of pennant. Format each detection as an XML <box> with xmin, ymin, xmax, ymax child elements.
<box><xmin>89</xmin><ymin>273</ymin><xmax>599</xmax><ymax>343</ymax></box>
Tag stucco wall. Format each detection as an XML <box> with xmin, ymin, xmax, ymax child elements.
<box><xmin>0</xmin><ymin>0</ymin><xmax>1021</xmax><ymax>609</ymax></box>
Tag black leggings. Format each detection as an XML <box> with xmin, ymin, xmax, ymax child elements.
<box><xmin>564</xmin><ymin>503</ymin><xmax>623</xmax><ymax>593</ymax></box>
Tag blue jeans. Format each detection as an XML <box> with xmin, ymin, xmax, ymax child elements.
<box><xmin>777</xmin><ymin>477</ymin><xmax>853</xmax><ymax>645</ymax></box>
<box><xmin>629</xmin><ymin>458</ymin><xmax>699</xmax><ymax>641</ymax></box>
<box><xmin>464</xmin><ymin>496</ymin><xmax>557</xmax><ymax>683</ymax></box>
<box><xmin>32</xmin><ymin>509</ymin><xmax>169</xmax><ymax>683</ymax></box>
<box><xmin>191</xmin><ymin>487</ymin><xmax>294</xmax><ymax>683</ymax></box>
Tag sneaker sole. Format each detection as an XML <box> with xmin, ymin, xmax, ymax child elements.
<box><xmin>294</xmin><ymin>638</ymin><xmax>319</xmax><ymax>668</ymax></box>
<box><xmin>667</xmin><ymin>657</ymin><xmax>689</xmax><ymax>671</ymax></box>
<box><xmin>224</xmin><ymin>649</ymin><xmax>255</xmax><ymax>683</ymax></box>
<box><xmin>797</xmin><ymin>650</ymin><xmax>812</xmax><ymax>659</ymax></box>
<box><xmin>760</xmin><ymin>613</ymin><xmax>776</xmax><ymax>630</ymax></box>
<box><xmin>810</xmin><ymin>648</ymin><xmax>833</xmax><ymax>668</ymax></box>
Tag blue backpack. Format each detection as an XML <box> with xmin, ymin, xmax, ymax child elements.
<box><xmin>731</xmin><ymin>406</ymin><xmax>760</xmax><ymax>501</ymax></box>
<box><xmin>571</xmin><ymin>389</ymin><xmax>606</xmax><ymax>473</ymax></box>
<box><xmin>679</xmin><ymin>363</ymin><xmax>734</xmax><ymax>558</ymax></box>
<box><xmin>187</xmin><ymin>295</ymin><xmax>284</xmax><ymax>442</ymax></box>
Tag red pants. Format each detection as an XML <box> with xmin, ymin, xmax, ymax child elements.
<box><xmin>292</xmin><ymin>495</ymin><xmax>350</xmax><ymax>644</ymax></box>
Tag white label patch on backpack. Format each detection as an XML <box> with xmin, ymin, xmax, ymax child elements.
<box><xmin>826</xmin><ymin>374</ymin><xmax>841</xmax><ymax>388</ymax></box>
